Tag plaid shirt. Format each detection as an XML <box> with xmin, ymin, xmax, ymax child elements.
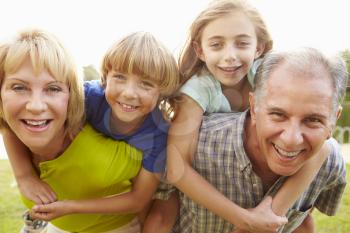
<box><xmin>171</xmin><ymin>110</ymin><xmax>347</xmax><ymax>233</ymax></box>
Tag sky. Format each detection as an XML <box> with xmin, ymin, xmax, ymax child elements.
<box><xmin>1</xmin><ymin>0</ymin><xmax>349</xmax><ymax>70</ymax></box>
<box><xmin>0</xmin><ymin>0</ymin><xmax>349</xmax><ymax>159</ymax></box>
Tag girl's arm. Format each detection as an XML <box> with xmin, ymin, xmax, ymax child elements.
<box><xmin>271</xmin><ymin>142</ymin><xmax>330</xmax><ymax>216</ymax></box>
<box><xmin>31</xmin><ymin>167</ymin><xmax>160</xmax><ymax>220</ymax></box>
<box><xmin>2</xmin><ymin>129</ymin><xmax>56</xmax><ymax>204</ymax></box>
<box><xmin>166</xmin><ymin>95</ymin><xmax>287</xmax><ymax>232</ymax></box>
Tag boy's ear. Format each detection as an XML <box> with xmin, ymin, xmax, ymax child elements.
<box><xmin>193</xmin><ymin>41</ymin><xmax>205</xmax><ymax>61</ymax></box>
<box><xmin>254</xmin><ymin>43</ymin><xmax>265</xmax><ymax>59</ymax></box>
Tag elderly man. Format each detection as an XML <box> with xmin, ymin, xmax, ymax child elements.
<box><xmin>173</xmin><ymin>48</ymin><xmax>348</xmax><ymax>233</ymax></box>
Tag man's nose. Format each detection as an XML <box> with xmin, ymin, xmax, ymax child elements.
<box><xmin>280</xmin><ymin>123</ymin><xmax>304</xmax><ymax>147</ymax></box>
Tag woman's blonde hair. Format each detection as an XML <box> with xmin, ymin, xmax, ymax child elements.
<box><xmin>101</xmin><ymin>31</ymin><xmax>180</xmax><ymax>119</ymax></box>
<box><xmin>179</xmin><ymin>0</ymin><xmax>273</xmax><ymax>85</ymax></box>
<box><xmin>0</xmin><ymin>29</ymin><xmax>85</xmax><ymax>137</ymax></box>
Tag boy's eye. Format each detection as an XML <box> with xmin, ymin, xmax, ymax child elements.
<box><xmin>113</xmin><ymin>74</ymin><xmax>126</xmax><ymax>80</ymax></box>
<box><xmin>140</xmin><ymin>80</ymin><xmax>155</xmax><ymax>88</ymax></box>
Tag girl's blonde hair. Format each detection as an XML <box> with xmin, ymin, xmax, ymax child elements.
<box><xmin>101</xmin><ymin>31</ymin><xmax>180</xmax><ymax>119</ymax></box>
<box><xmin>179</xmin><ymin>0</ymin><xmax>273</xmax><ymax>85</ymax></box>
<box><xmin>0</xmin><ymin>29</ymin><xmax>85</xmax><ymax>137</ymax></box>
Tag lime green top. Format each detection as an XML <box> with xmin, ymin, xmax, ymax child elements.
<box><xmin>22</xmin><ymin>124</ymin><xmax>142</xmax><ymax>232</ymax></box>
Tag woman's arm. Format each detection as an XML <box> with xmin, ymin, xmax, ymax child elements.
<box><xmin>2</xmin><ymin>129</ymin><xmax>56</xmax><ymax>204</ymax></box>
<box><xmin>166</xmin><ymin>95</ymin><xmax>287</xmax><ymax>232</ymax></box>
<box><xmin>31</xmin><ymin>168</ymin><xmax>160</xmax><ymax>220</ymax></box>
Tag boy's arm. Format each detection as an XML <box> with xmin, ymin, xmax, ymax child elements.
<box><xmin>166</xmin><ymin>95</ymin><xmax>287</xmax><ymax>232</ymax></box>
<box><xmin>271</xmin><ymin>143</ymin><xmax>330</xmax><ymax>216</ymax></box>
<box><xmin>2</xmin><ymin>129</ymin><xmax>56</xmax><ymax>204</ymax></box>
<box><xmin>31</xmin><ymin>168</ymin><xmax>160</xmax><ymax>220</ymax></box>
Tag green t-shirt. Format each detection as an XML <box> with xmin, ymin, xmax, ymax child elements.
<box><xmin>22</xmin><ymin>124</ymin><xmax>142</xmax><ymax>232</ymax></box>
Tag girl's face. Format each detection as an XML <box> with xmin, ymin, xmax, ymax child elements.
<box><xmin>195</xmin><ymin>11</ymin><xmax>263</xmax><ymax>89</ymax></box>
<box><xmin>1</xmin><ymin>58</ymin><xmax>70</xmax><ymax>151</ymax></box>
<box><xmin>105</xmin><ymin>71</ymin><xmax>161</xmax><ymax>131</ymax></box>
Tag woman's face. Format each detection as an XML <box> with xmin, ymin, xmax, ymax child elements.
<box><xmin>0</xmin><ymin>58</ymin><xmax>70</xmax><ymax>151</ymax></box>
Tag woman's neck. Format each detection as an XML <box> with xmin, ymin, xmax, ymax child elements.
<box><xmin>30</xmin><ymin>131</ymin><xmax>71</xmax><ymax>166</ymax></box>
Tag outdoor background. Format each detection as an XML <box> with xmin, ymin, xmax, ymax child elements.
<box><xmin>0</xmin><ymin>0</ymin><xmax>350</xmax><ymax>232</ymax></box>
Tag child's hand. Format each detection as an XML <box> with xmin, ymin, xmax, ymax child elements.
<box><xmin>17</xmin><ymin>176</ymin><xmax>57</xmax><ymax>204</ymax></box>
<box><xmin>238</xmin><ymin>196</ymin><xmax>288</xmax><ymax>233</ymax></box>
<box><xmin>31</xmin><ymin>201</ymin><xmax>70</xmax><ymax>221</ymax></box>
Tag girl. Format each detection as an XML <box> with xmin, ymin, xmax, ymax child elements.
<box><xmin>1</xmin><ymin>30</ymin><xmax>180</xmax><ymax>232</ymax></box>
<box><xmin>149</xmin><ymin>0</ymin><xmax>328</xmax><ymax>232</ymax></box>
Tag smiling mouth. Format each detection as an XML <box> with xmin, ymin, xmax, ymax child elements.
<box><xmin>218</xmin><ymin>65</ymin><xmax>242</xmax><ymax>73</ymax></box>
<box><xmin>118</xmin><ymin>102</ymin><xmax>138</xmax><ymax>111</ymax></box>
<box><xmin>273</xmin><ymin>143</ymin><xmax>304</xmax><ymax>159</ymax></box>
<box><xmin>22</xmin><ymin>119</ymin><xmax>50</xmax><ymax>127</ymax></box>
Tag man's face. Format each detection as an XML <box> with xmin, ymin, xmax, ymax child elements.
<box><xmin>250</xmin><ymin>63</ymin><xmax>336</xmax><ymax>176</ymax></box>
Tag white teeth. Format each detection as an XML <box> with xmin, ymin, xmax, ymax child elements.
<box><xmin>25</xmin><ymin>120</ymin><xmax>47</xmax><ymax>126</ymax></box>
<box><xmin>120</xmin><ymin>103</ymin><xmax>136</xmax><ymax>109</ymax></box>
<box><xmin>274</xmin><ymin>144</ymin><xmax>301</xmax><ymax>158</ymax></box>
<box><xmin>220</xmin><ymin>66</ymin><xmax>241</xmax><ymax>72</ymax></box>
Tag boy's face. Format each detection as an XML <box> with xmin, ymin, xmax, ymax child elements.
<box><xmin>105</xmin><ymin>71</ymin><xmax>160</xmax><ymax>130</ymax></box>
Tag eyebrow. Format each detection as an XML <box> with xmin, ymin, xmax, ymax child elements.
<box><xmin>207</xmin><ymin>34</ymin><xmax>252</xmax><ymax>41</ymax></box>
<box><xmin>267</xmin><ymin>107</ymin><xmax>328</xmax><ymax>119</ymax></box>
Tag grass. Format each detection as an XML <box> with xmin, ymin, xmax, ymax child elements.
<box><xmin>0</xmin><ymin>160</ymin><xmax>349</xmax><ymax>232</ymax></box>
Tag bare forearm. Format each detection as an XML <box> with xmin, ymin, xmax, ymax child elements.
<box><xmin>2</xmin><ymin>129</ymin><xmax>35</xmax><ymax>179</ymax></box>
<box><xmin>272</xmin><ymin>143</ymin><xmax>329</xmax><ymax>216</ymax></box>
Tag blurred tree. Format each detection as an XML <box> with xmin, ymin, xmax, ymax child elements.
<box><xmin>83</xmin><ymin>64</ymin><xmax>100</xmax><ymax>81</ymax></box>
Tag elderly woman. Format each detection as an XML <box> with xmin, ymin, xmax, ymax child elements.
<box><xmin>0</xmin><ymin>29</ymin><xmax>152</xmax><ymax>233</ymax></box>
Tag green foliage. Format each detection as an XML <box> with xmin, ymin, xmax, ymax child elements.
<box><xmin>337</xmin><ymin>102</ymin><xmax>350</xmax><ymax>127</ymax></box>
<box><xmin>0</xmin><ymin>160</ymin><xmax>26</xmax><ymax>233</ymax></box>
<box><xmin>83</xmin><ymin>64</ymin><xmax>100</xmax><ymax>81</ymax></box>
<box><xmin>314</xmin><ymin>163</ymin><xmax>350</xmax><ymax>232</ymax></box>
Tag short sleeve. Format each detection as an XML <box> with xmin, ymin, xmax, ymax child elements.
<box><xmin>180</xmin><ymin>75</ymin><xmax>212</xmax><ymax>112</ymax></box>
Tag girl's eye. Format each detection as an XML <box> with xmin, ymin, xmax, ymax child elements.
<box><xmin>237</xmin><ymin>41</ymin><xmax>251</xmax><ymax>48</ymax></box>
<box><xmin>209</xmin><ymin>42</ymin><xmax>222</xmax><ymax>49</ymax></box>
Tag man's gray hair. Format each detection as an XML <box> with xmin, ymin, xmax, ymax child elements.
<box><xmin>253</xmin><ymin>47</ymin><xmax>348</xmax><ymax>118</ymax></box>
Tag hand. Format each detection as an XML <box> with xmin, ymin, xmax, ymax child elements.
<box><xmin>17</xmin><ymin>176</ymin><xmax>57</xmax><ymax>204</ymax></box>
<box><xmin>31</xmin><ymin>201</ymin><xmax>70</xmax><ymax>221</ymax></box>
<box><xmin>238</xmin><ymin>196</ymin><xmax>287</xmax><ymax>233</ymax></box>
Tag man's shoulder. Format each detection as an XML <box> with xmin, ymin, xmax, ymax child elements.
<box><xmin>323</xmin><ymin>138</ymin><xmax>346</xmax><ymax>175</ymax></box>
<box><xmin>201</xmin><ymin>112</ymin><xmax>244</xmax><ymax>132</ymax></box>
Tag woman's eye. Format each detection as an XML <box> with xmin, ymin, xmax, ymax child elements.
<box><xmin>47</xmin><ymin>86</ymin><xmax>62</xmax><ymax>93</ymax></box>
<box><xmin>11</xmin><ymin>84</ymin><xmax>27</xmax><ymax>92</ymax></box>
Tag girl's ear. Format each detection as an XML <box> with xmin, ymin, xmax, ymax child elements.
<box><xmin>193</xmin><ymin>41</ymin><xmax>205</xmax><ymax>61</ymax></box>
<box><xmin>254</xmin><ymin>43</ymin><xmax>265</xmax><ymax>59</ymax></box>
